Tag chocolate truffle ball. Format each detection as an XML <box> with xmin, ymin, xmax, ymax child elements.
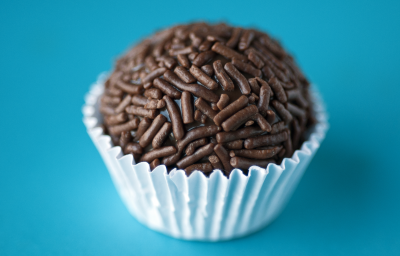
<box><xmin>100</xmin><ymin>22</ymin><xmax>314</xmax><ymax>176</ymax></box>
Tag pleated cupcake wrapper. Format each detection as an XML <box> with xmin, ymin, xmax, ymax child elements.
<box><xmin>82</xmin><ymin>72</ymin><xmax>329</xmax><ymax>241</ymax></box>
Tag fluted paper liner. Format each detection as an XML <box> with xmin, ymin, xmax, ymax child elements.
<box><xmin>83</xmin><ymin>73</ymin><xmax>328</xmax><ymax>241</ymax></box>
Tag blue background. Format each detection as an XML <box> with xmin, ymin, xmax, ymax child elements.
<box><xmin>1</xmin><ymin>0</ymin><xmax>399</xmax><ymax>255</ymax></box>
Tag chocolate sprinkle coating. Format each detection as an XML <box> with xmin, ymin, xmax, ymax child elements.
<box><xmin>100</xmin><ymin>22</ymin><xmax>314</xmax><ymax>176</ymax></box>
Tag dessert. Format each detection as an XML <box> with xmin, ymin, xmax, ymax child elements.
<box><xmin>84</xmin><ymin>21</ymin><xmax>328</xmax><ymax>241</ymax></box>
<box><xmin>100</xmin><ymin>22</ymin><xmax>314</xmax><ymax>176</ymax></box>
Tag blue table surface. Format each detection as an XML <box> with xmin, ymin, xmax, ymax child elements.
<box><xmin>1</xmin><ymin>0</ymin><xmax>399</xmax><ymax>255</ymax></box>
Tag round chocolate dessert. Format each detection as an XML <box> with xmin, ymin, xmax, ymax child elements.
<box><xmin>100</xmin><ymin>22</ymin><xmax>314</xmax><ymax>176</ymax></box>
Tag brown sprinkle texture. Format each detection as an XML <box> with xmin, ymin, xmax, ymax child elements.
<box><xmin>189</xmin><ymin>65</ymin><xmax>218</xmax><ymax>90</ymax></box>
<box><xmin>181</xmin><ymin>91</ymin><xmax>194</xmax><ymax>124</ymax></box>
<box><xmin>201</xmin><ymin>65</ymin><xmax>214</xmax><ymax>76</ymax></box>
<box><xmin>212</xmin><ymin>42</ymin><xmax>247</xmax><ymax>62</ymax></box>
<box><xmin>119</xmin><ymin>131</ymin><xmax>132</xmax><ymax>149</ymax></box>
<box><xmin>194</xmin><ymin>109</ymin><xmax>203</xmax><ymax>122</ymax></box>
<box><xmin>221</xmin><ymin>105</ymin><xmax>258</xmax><ymax>132</ymax></box>
<box><xmin>109</xmin><ymin>118</ymin><xmax>140</xmax><ymax>135</ymax></box>
<box><xmin>192</xmin><ymin>51</ymin><xmax>215</xmax><ymax>67</ymax></box>
<box><xmin>248</xmin><ymin>78</ymin><xmax>261</xmax><ymax>95</ymax></box>
<box><xmin>100</xmin><ymin>22</ymin><xmax>313</xmax><ymax>176</ymax></box>
<box><xmin>144</xmin><ymin>88</ymin><xmax>163</xmax><ymax>99</ymax></box>
<box><xmin>214</xmin><ymin>95</ymin><xmax>248</xmax><ymax>126</ymax></box>
<box><xmin>163</xmin><ymin>70</ymin><xmax>219</xmax><ymax>102</ymax></box>
<box><xmin>217</xmin><ymin>94</ymin><xmax>230</xmax><ymax>110</ymax></box>
<box><xmin>104</xmin><ymin>112</ymin><xmax>127</xmax><ymax>126</ymax></box>
<box><xmin>163</xmin><ymin>95</ymin><xmax>185</xmax><ymax>140</ymax></box>
<box><xmin>223</xmin><ymin>140</ymin><xmax>243</xmax><ymax>150</ymax></box>
<box><xmin>185</xmin><ymin>138</ymin><xmax>208</xmax><ymax>156</ymax></box>
<box><xmin>216</xmin><ymin>126</ymin><xmax>264</xmax><ymax>144</ymax></box>
<box><xmin>213</xmin><ymin>60</ymin><xmax>235</xmax><ymax>91</ymax></box>
<box><xmin>176</xmin><ymin>143</ymin><xmax>215</xmax><ymax>169</ymax></box>
<box><xmin>125</xmin><ymin>105</ymin><xmax>158</xmax><ymax>119</ymax></box>
<box><xmin>257</xmin><ymin>83</ymin><xmax>272</xmax><ymax>116</ymax></box>
<box><xmin>271</xmin><ymin>121</ymin><xmax>285</xmax><ymax>134</ymax></box>
<box><xmin>230</xmin><ymin>146</ymin><xmax>282</xmax><ymax>159</ymax></box>
<box><xmin>140</xmin><ymin>146</ymin><xmax>177</xmax><ymax>162</ymax></box>
<box><xmin>153</xmin><ymin>78</ymin><xmax>182</xmax><ymax>99</ymax></box>
<box><xmin>142</xmin><ymin>67</ymin><xmax>167</xmax><ymax>84</ymax></box>
<box><xmin>232</xmin><ymin>58</ymin><xmax>261</xmax><ymax>77</ymax></box>
<box><xmin>115</xmin><ymin>81</ymin><xmax>144</xmax><ymax>95</ymax></box>
<box><xmin>214</xmin><ymin>144</ymin><xmax>233</xmax><ymax>174</ymax></box>
<box><xmin>248</xmin><ymin>51</ymin><xmax>264</xmax><ymax>69</ymax></box>
<box><xmin>238</xmin><ymin>30</ymin><xmax>255</xmax><ymax>51</ymax></box>
<box><xmin>150</xmin><ymin>159</ymin><xmax>160</xmax><ymax>170</ymax></box>
<box><xmin>225</xmin><ymin>27</ymin><xmax>242</xmax><ymax>48</ymax></box>
<box><xmin>139</xmin><ymin>114</ymin><xmax>167</xmax><ymax>148</ymax></box>
<box><xmin>185</xmin><ymin>163</ymin><xmax>213</xmax><ymax>176</ymax></box>
<box><xmin>195</xmin><ymin>97</ymin><xmax>218</xmax><ymax>120</ymax></box>
<box><xmin>174</xmin><ymin>66</ymin><xmax>196</xmax><ymax>83</ymax></box>
<box><xmin>266</xmin><ymin>109</ymin><xmax>276</xmax><ymax>124</ymax></box>
<box><xmin>209</xmin><ymin>155</ymin><xmax>224</xmax><ymax>170</ymax></box>
<box><xmin>244</xmin><ymin>131</ymin><xmax>288</xmax><ymax>149</ymax></box>
<box><xmin>101</xmin><ymin>95</ymin><xmax>121</xmax><ymax>106</ymax></box>
<box><xmin>134</xmin><ymin>117</ymin><xmax>152</xmax><ymax>140</ymax></box>
<box><xmin>230</xmin><ymin>157</ymin><xmax>276</xmax><ymax>170</ymax></box>
<box><xmin>224</xmin><ymin>62</ymin><xmax>251</xmax><ymax>95</ymax></box>
<box><xmin>152</xmin><ymin>122</ymin><xmax>172</xmax><ymax>149</ymax></box>
<box><xmin>132</xmin><ymin>95</ymin><xmax>149</xmax><ymax>106</ymax></box>
<box><xmin>124</xmin><ymin>142</ymin><xmax>143</xmax><ymax>155</ymax></box>
<box><xmin>115</xmin><ymin>95</ymin><xmax>132</xmax><ymax>114</ymax></box>
<box><xmin>177</xmin><ymin>54</ymin><xmax>190</xmax><ymax>68</ymax></box>
<box><xmin>251</xmin><ymin>113</ymin><xmax>271</xmax><ymax>132</ymax></box>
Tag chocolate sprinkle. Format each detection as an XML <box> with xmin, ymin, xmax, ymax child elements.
<box><xmin>100</xmin><ymin>22</ymin><xmax>314</xmax><ymax>176</ymax></box>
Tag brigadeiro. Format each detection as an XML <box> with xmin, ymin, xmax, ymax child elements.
<box><xmin>84</xmin><ymin>22</ymin><xmax>328</xmax><ymax>241</ymax></box>
<box><xmin>100</xmin><ymin>22</ymin><xmax>314</xmax><ymax>176</ymax></box>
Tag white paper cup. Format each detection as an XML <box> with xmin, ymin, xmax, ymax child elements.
<box><xmin>82</xmin><ymin>73</ymin><xmax>328</xmax><ymax>241</ymax></box>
